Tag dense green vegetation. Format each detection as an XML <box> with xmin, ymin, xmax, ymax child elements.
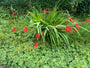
<box><xmin>0</xmin><ymin>0</ymin><xmax>90</xmax><ymax>68</ymax></box>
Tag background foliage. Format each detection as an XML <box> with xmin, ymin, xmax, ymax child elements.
<box><xmin>0</xmin><ymin>0</ymin><xmax>89</xmax><ymax>16</ymax></box>
<box><xmin>76</xmin><ymin>0</ymin><xmax>90</xmax><ymax>16</ymax></box>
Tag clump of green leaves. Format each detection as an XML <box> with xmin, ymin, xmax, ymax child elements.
<box><xmin>29</xmin><ymin>7</ymin><xmax>81</xmax><ymax>46</ymax></box>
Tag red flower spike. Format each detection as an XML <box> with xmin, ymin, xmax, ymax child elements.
<box><xmin>23</xmin><ymin>27</ymin><xmax>27</xmax><ymax>32</ymax></box>
<box><xmin>42</xmin><ymin>16</ymin><xmax>44</xmax><ymax>18</ymax></box>
<box><xmin>12</xmin><ymin>27</ymin><xmax>15</xmax><ymax>32</ymax></box>
<box><xmin>66</xmin><ymin>26</ymin><xmax>69</xmax><ymax>31</ymax></box>
<box><xmin>11</xmin><ymin>13</ymin><xmax>14</xmax><ymax>16</ymax></box>
<box><xmin>10</xmin><ymin>20</ymin><xmax>13</xmax><ymax>23</ymax></box>
<box><xmin>24</xmin><ymin>14</ymin><xmax>27</xmax><ymax>16</ymax></box>
<box><xmin>76</xmin><ymin>24</ymin><xmax>79</xmax><ymax>28</ymax></box>
<box><xmin>33</xmin><ymin>42</ymin><xmax>38</xmax><ymax>48</ymax></box>
<box><xmin>66</xmin><ymin>26</ymin><xmax>72</xmax><ymax>33</ymax></box>
<box><xmin>81</xmin><ymin>21</ymin><xmax>85</xmax><ymax>24</ymax></box>
<box><xmin>28</xmin><ymin>4</ymin><xmax>31</xmax><ymax>6</ymax></box>
<box><xmin>44</xmin><ymin>9</ymin><xmax>47</xmax><ymax>13</ymax></box>
<box><xmin>36</xmin><ymin>33</ymin><xmax>40</xmax><ymax>38</ymax></box>
<box><xmin>69</xmin><ymin>27</ymin><xmax>72</xmax><ymax>33</ymax></box>
<box><xmin>75</xmin><ymin>24</ymin><xmax>80</xmax><ymax>30</ymax></box>
<box><xmin>87</xmin><ymin>19</ymin><xmax>90</xmax><ymax>23</ymax></box>
<box><xmin>73</xmin><ymin>28</ymin><xmax>77</xmax><ymax>31</ymax></box>
<box><xmin>53</xmin><ymin>26</ymin><xmax>56</xmax><ymax>28</ymax></box>
<box><xmin>70</xmin><ymin>18</ymin><xmax>75</xmax><ymax>23</ymax></box>
<box><xmin>78</xmin><ymin>28</ymin><xmax>80</xmax><ymax>30</ymax></box>
<box><xmin>42</xmin><ymin>32</ymin><xmax>44</xmax><ymax>35</ymax></box>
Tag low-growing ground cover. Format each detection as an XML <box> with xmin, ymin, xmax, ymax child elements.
<box><xmin>0</xmin><ymin>41</ymin><xmax>90</xmax><ymax>68</ymax></box>
<box><xmin>0</xmin><ymin>5</ymin><xmax>90</xmax><ymax>68</ymax></box>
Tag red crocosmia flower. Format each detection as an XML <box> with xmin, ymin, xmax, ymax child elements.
<box><xmin>24</xmin><ymin>14</ymin><xmax>27</xmax><ymax>16</ymax></box>
<box><xmin>10</xmin><ymin>20</ymin><xmax>13</xmax><ymax>23</ymax></box>
<box><xmin>28</xmin><ymin>4</ymin><xmax>31</xmax><ymax>6</ymax></box>
<box><xmin>77</xmin><ymin>28</ymin><xmax>80</xmax><ymax>30</ymax></box>
<box><xmin>66</xmin><ymin>26</ymin><xmax>69</xmax><ymax>31</ymax></box>
<box><xmin>44</xmin><ymin>9</ymin><xmax>47</xmax><ymax>13</ymax></box>
<box><xmin>11</xmin><ymin>13</ymin><xmax>14</xmax><ymax>16</ymax></box>
<box><xmin>42</xmin><ymin>32</ymin><xmax>44</xmax><ymax>35</ymax></box>
<box><xmin>42</xmin><ymin>16</ymin><xmax>44</xmax><ymax>18</ymax></box>
<box><xmin>23</xmin><ymin>27</ymin><xmax>27</xmax><ymax>32</ymax></box>
<box><xmin>76</xmin><ymin>24</ymin><xmax>79</xmax><ymax>28</ymax></box>
<box><xmin>70</xmin><ymin>18</ymin><xmax>75</xmax><ymax>23</ymax></box>
<box><xmin>69</xmin><ymin>27</ymin><xmax>72</xmax><ymax>33</ymax></box>
<box><xmin>73</xmin><ymin>28</ymin><xmax>77</xmax><ymax>31</ymax></box>
<box><xmin>53</xmin><ymin>26</ymin><xmax>56</xmax><ymax>28</ymax></box>
<box><xmin>12</xmin><ymin>27</ymin><xmax>15</xmax><ymax>32</ymax></box>
<box><xmin>87</xmin><ymin>19</ymin><xmax>90</xmax><ymax>23</ymax></box>
<box><xmin>33</xmin><ymin>42</ymin><xmax>38</xmax><ymax>48</ymax></box>
<box><xmin>66</xmin><ymin>26</ymin><xmax>72</xmax><ymax>33</ymax></box>
<box><xmin>36</xmin><ymin>33</ymin><xmax>40</xmax><ymax>38</ymax></box>
<box><xmin>76</xmin><ymin>24</ymin><xmax>80</xmax><ymax>30</ymax></box>
<box><xmin>81</xmin><ymin>21</ymin><xmax>85</xmax><ymax>24</ymax></box>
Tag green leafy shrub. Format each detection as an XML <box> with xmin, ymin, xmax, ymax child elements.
<box><xmin>28</xmin><ymin>7</ymin><xmax>82</xmax><ymax>47</ymax></box>
<box><xmin>76</xmin><ymin>0</ymin><xmax>90</xmax><ymax>16</ymax></box>
<box><xmin>28</xmin><ymin>7</ymin><xmax>89</xmax><ymax>48</ymax></box>
<box><xmin>0</xmin><ymin>0</ymin><xmax>84</xmax><ymax>15</ymax></box>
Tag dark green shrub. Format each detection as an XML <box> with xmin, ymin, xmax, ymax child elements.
<box><xmin>76</xmin><ymin>0</ymin><xmax>90</xmax><ymax>16</ymax></box>
<box><xmin>0</xmin><ymin>0</ymin><xmax>84</xmax><ymax>14</ymax></box>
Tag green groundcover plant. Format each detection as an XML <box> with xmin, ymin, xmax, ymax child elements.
<box><xmin>0</xmin><ymin>42</ymin><xmax>90</xmax><ymax>68</ymax></box>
